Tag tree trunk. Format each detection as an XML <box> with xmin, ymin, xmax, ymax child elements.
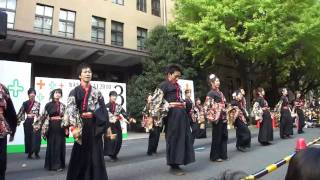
<box><xmin>269</xmin><ymin>60</ymin><xmax>279</xmax><ymax>107</ymax></box>
<box><xmin>237</xmin><ymin>57</ymin><xmax>251</xmax><ymax>107</ymax></box>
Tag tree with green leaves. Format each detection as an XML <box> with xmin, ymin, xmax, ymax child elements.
<box><xmin>127</xmin><ymin>26</ymin><xmax>204</xmax><ymax>127</ymax></box>
<box><xmin>173</xmin><ymin>0</ymin><xmax>320</xmax><ymax>104</ymax></box>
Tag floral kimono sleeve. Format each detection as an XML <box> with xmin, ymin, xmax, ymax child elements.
<box><xmin>34</xmin><ymin>102</ymin><xmax>40</xmax><ymax>117</ymax></box>
<box><xmin>16</xmin><ymin>104</ymin><xmax>25</xmax><ymax>126</ymax></box>
<box><xmin>107</xmin><ymin>110</ymin><xmax>117</xmax><ymax>123</ymax></box>
<box><xmin>60</xmin><ymin>103</ymin><xmax>66</xmax><ymax>127</ymax></box>
<box><xmin>63</xmin><ymin>91</ymin><xmax>82</xmax><ymax>144</ymax></box>
<box><xmin>204</xmin><ymin>96</ymin><xmax>221</xmax><ymax>123</ymax></box>
<box><xmin>251</xmin><ymin>101</ymin><xmax>263</xmax><ymax>121</ymax></box>
<box><xmin>150</xmin><ymin>88</ymin><xmax>169</xmax><ymax>127</ymax></box>
<box><xmin>142</xmin><ymin>105</ymin><xmax>147</xmax><ymax>116</ymax></box>
<box><xmin>33</xmin><ymin>106</ymin><xmax>48</xmax><ymax>132</ymax></box>
<box><xmin>274</xmin><ymin>99</ymin><xmax>283</xmax><ymax>114</ymax></box>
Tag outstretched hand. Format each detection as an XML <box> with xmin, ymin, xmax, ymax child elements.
<box><xmin>105</xmin><ymin>127</ymin><xmax>117</xmax><ymax>140</ymax></box>
<box><xmin>129</xmin><ymin>118</ymin><xmax>136</xmax><ymax>124</ymax></box>
<box><xmin>65</xmin><ymin>128</ymin><xmax>69</xmax><ymax>136</ymax></box>
<box><xmin>71</xmin><ymin>127</ymin><xmax>80</xmax><ymax>139</ymax></box>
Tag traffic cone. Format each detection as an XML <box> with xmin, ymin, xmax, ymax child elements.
<box><xmin>295</xmin><ymin>138</ymin><xmax>307</xmax><ymax>151</ymax></box>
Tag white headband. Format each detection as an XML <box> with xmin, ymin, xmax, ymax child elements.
<box><xmin>209</xmin><ymin>74</ymin><xmax>216</xmax><ymax>80</ymax></box>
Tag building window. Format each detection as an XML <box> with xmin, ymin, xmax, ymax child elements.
<box><xmin>112</xmin><ymin>0</ymin><xmax>124</xmax><ymax>5</ymax></box>
<box><xmin>137</xmin><ymin>0</ymin><xmax>146</xmax><ymax>12</ymax></box>
<box><xmin>0</xmin><ymin>0</ymin><xmax>16</xmax><ymax>29</ymax></box>
<box><xmin>111</xmin><ymin>21</ymin><xmax>123</xmax><ymax>46</ymax></box>
<box><xmin>91</xmin><ymin>16</ymin><xmax>105</xmax><ymax>43</ymax></box>
<box><xmin>151</xmin><ymin>0</ymin><xmax>160</xmax><ymax>17</ymax></box>
<box><xmin>137</xmin><ymin>27</ymin><xmax>147</xmax><ymax>51</ymax></box>
<box><xmin>34</xmin><ymin>4</ymin><xmax>53</xmax><ymax>34</ymax></box>
<box><xmin>58</xmin><ymin>9</ymin><xmax>75</xmax><ymax>38</ymax></box>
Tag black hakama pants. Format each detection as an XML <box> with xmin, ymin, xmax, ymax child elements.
<box><xmin>103</xmin><ymin>121</ymin><xmax>122</xmax><ymax>159</ymax></box>
<box><xmin>67</xmin><ymin>118</ymin><xmax>108</xmax><ymax>180</ymax></box>
<box><xmin>297</xmin><ymin>109</ymin><xmax>305</xmax><ymax>134</ymax></box>
<box><xmin>165</xmin><ymin>108</ymin><xmax>195</xmax><ymax>166</ymax></box>
<box><xmin>196</xmin><ymin>123</ymin><xmax>207</xmax><ymax>139</ymax></box>
<box><xmin>258</xmin><ymin>111</ymin><xmax>273</xmax><ymax>144</ymax></box>
<box><xmin>147</xmin><ymin>126</ymin><xmax>161</xmax><ymax>154</ymax></box>
<box><xmin>0</xmin><ymin>137</ymin><xmax>7</xmax><ymax>180</ymax></box>
<box><xmin>44</xmin><ymin>120</ymin><xmax>66</xmax><ymax>170</ymax></box>
<box><xmin>280</xmin><ymin>109</ymin><xmax>293</xmax><ymax>138</ymax></box>
<box><xmin>210</xmin><ymin>120</ymin><xmax>228</xmax><ymax>161</ymax></box>
<box><xmin>190</xmin><ymin>121</ymin><xmax>199</xmax><ymax>145</ymax></box>
<box><xmin>234</xmin><ymin>119</ymin><xmax>251</xmax><ymax>148</ymax></box>
<box><xmin>23</xmin><ymin>118</ymin><xmax>41</xmax><ymax>155</ymax></box>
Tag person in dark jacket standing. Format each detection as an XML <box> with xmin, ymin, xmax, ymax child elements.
<box><xmin>17</xmin><ymin>88</ymin><xmax>41</xmax><ymax>159</ymax></box>
<box><xmin>150</xmin><ymin>64</ymin><xmax>195</xmax><ymax>175</ymax></box>
<box><xmin>104</xmin><ymin>91</ymin><xmax>135</xmax><ymax>161</ymax></box>
<box><xmin>279</xmin><ymin>88</ymin><xmax>294</xmax><ymax>139</ymax></box>
<box><xmin>34</xmin><ymin>89</ymin><xmax>68</xmax><ymax>171</ymax></box>
<box><xmin>204</xmin><ymin>74</ymin><xmax>228</xmax><ymax>162</ymax></box>
<box><xmin>252</xmin><ymin>87</ymin><xmax>273</xmax><ymax>145</ymax></box>
<box><xmin>64</xmin><ymin>63</ymin><xmax>109</xmax><ymax>180</ymax></box>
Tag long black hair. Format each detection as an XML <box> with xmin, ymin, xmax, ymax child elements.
<box><xmin>49</xmin><ymin>88</ymin><xmax>63</xmax><ymax>101</ymax></box>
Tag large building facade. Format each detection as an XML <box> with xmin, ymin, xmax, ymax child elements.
<box><xmin>0</xmin><ymin>0</ymin><xmax>175</xmax><ymax>84</ymax></box>
<box><xmin>0</xmin><ymin>0</ymin><xmax>247</xmax><ymax>103</ymax></box>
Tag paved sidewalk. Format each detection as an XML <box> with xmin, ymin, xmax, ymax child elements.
<box><xmin>33</xmin><ymin>125</ymin><xmax>262</xmax><ymax>149</ymax></box>
<box><xmin>125</xmin><ymin>125</ymin><xmax>260</xmax><ymax>141</ymax></box>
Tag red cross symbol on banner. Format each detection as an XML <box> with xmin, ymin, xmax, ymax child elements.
<box><xmin>37</xmin><ymin>80</ymin><xmax>45</xmax><ymax>89</ymax></box>
<box><xmin>59</xmin><ymin>83</ymin><xmax>64</xmax><ymax>89</ymax></box>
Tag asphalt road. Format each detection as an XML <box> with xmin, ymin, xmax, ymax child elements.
<box><xmin>5</xmin><ymin>127</ymin><xmax>320</xmax><ymax>180</ymax></box>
